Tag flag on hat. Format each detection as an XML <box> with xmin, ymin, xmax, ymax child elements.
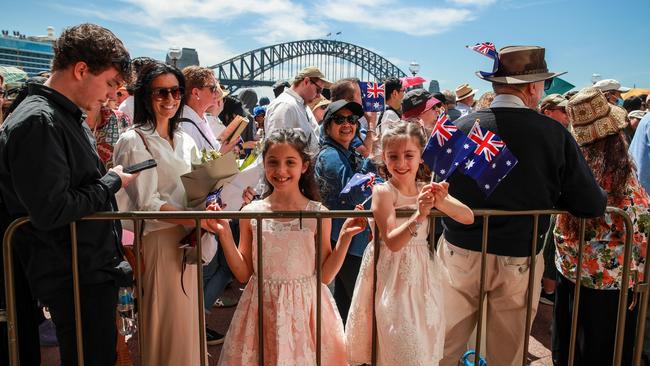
<box><xmin>359</xmin><ymin>81</ymin><xmax>385</xmax><ymax>112</ymax></box>
<box><xmin>422</xmin><ymin>112</ymin><xmax>475</xmax><ymax>180</ymax></box>
<box><xmin>466</xmin><ymin>42</ymin><xmax>499</xmax><ymax>78</ymax></box>
<box><xmin>340</xmin><ymin>172</ymin><xmax>379</xmax><ymax>205</ymax></box>
<box><xmin>460</xmin><ymin>121</ymin><xmax>518</xmax><ymax>196</ymax></box>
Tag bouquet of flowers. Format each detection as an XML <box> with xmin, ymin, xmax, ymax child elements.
<box><xmin>181</xmin><ymin>149</ymin><xmax>240</xmax><ymax>208</ymax></box>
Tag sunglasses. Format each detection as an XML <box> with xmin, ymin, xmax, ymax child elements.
<box><xmin>544</xmin><ymin>78</ymin><xmax>554</xmax><ymax>91</ymax></box>
<box><xmin>203</xmin><ymin>84</ymin><xmax>220</xmax><ymax>93</ymax></box>
<box><xmin>331</xmin><ymin>114</ymin><xmax>359</xmax><ymax>125</ymax></box>
<box><xmin>152</xmin><ymin>87</ymin><xmax>184</xmax><ymax>101</ymax></box>
<box><xmin>309</xmin><ymin>78</ymin><xmax>323</xmax><ymax>94</ymax></box>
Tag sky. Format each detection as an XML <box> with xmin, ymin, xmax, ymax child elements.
<box><xmin>3</xmin><ymin>0</ymin><xmax>650</xmax><ymax>94</ymax></box>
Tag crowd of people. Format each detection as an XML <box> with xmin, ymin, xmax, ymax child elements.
<box><xmin>0</xmin><ymin>23</ymin><xmax>649</xmax><ymax>366</ymax></box>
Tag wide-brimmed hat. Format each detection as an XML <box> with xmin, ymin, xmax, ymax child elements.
<box><xmin>540</xmin><ymin>93</ymin><xmax>568</xmax><ymax>111</ymax></box>
<box><xmin>476</xmin><ymin>46</ymin><xmax>566</xmax><ymax>84</ymax></box>
<box><xmin>567</xmin><ymin>87</ymin><xmax>628</xmax><ymax>146</ymax></box>
<box><xmin>593</xmin><ymin>79</ymin><xmax>631</xmax><ymax>93</ymax></box>
<box><xmin>294</xmin><ymin>66</ymin><xmax>332</xmax><ymax>88</ymax></box>
<box><xmin>401</xmin><ymin>89</ymin><xmax>441</xmax><ymax>119</ymax></box>
<box><xmin>310</xmin><ymin>95</ymin><xmax>332</xmax><ymax>112</ymax></box>
<box><xmin>455</xmin><ymin>84</ymin><xmax>477</xmax><ymax>101</ymax></box>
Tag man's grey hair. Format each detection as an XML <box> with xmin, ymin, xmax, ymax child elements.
<box><xmin>442</xmin><ymin>89</ymin><xmax>456</xmax><ymax>105</ymax></box>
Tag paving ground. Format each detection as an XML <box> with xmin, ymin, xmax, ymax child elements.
<box><xmin>39</xmin><ymin>282</ymin><xmax>556</xmax><ymax>365</ymax></box>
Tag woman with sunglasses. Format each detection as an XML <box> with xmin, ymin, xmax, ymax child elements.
<box><xmin>113</xmin><ymin>62</ymin><xmax>218</xmax><ymax>365</ymax></box>
<box><xmin>315</xmin><ymin>100</ymin><xmax>376</xmax><ymax>323</ymax></box>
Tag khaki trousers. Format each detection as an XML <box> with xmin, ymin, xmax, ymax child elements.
<box><xmin>436</xmin><ymin>237</ymin><xmax>543</xmax><ymax>366</ymax></box>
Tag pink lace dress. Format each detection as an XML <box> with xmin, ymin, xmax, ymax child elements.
<box><xmin>345</xmin><ymin>181</ymin><xmax>445</xmax><ymax>366</ymax></box>
<box><xmin>218</xmin><ymin>200</ymin><xmax>347</xmax><ymax>366</ymax></box>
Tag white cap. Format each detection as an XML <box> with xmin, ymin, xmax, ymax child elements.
<box><xmin>628</xmin><ymin>110</ymin><xmax>647</xmax><ymax>120</ymax></box>
<box><xmin>593</xmin><ymin>79</ymin><xmax>631</xmax><ymax>93</ymax></box>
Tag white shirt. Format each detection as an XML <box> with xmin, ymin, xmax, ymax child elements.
<box><xmin>117</xmin><ymin>96</ymin><xmax>134</xmax><ymax>121</ymax></box>
<box><xmin>179</xmin><ymin>106</ymin><xmax>221</xmax><ymax>152</ymax></box>
<box><xmin>206</xmin><ymin>114</ymin><xmax>227</xmax><ymax>138</ymax></box>
<box><xmin>113</xmin><ymin>127</ymin><xmax>200</xmax><ymax>234</ymax></box>
<box><xmin>378</xmin><ymin>108</ymin><xmax>401</xmax><ymax>135</ymax></box>
<box><xmin>265</xmin><ymin>88</ymin><xmax>319</xmax><ymax>154</ymax></box>
<box><xmin>490</xmin><ymin>94</ymin><xmax>528</xmax><ymax>109</ymax></box>
<box><xmin>456</xmin><ymin>101</ymin><xmax>473</xmax><ymax>117</ymax></box>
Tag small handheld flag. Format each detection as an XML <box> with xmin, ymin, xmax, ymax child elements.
<box><xmin>466</xmin><ymin>42</ymin><xmax>499</xmax><ymax>78</ymax></box>
<box><xmin>340</xmin><ymin>172</ymin><xmax>378</xmax><ymax>205</ymax></box>
<box><xmin>358</xmin><ymin>81</ymin><xmax>385</xmax><ymax>112</ymax></box>
<box><xmin>422</xmin><ymin>112</ymin><xmax>475</xmax><ymax>181</ymax></box>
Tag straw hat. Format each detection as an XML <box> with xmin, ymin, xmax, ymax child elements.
<box><xmin>455</xmin><ymin>84</ymin><xmax>478</xmax><ymax>101</ymax></box>
<box><xmin>567</xmin><ymin>87</ymin><xmax>628</xmax><ymax>146</ymax></box>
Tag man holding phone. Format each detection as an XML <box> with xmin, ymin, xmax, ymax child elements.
<box><xmin>0</xmin><ymin>24</ymin><xmax>138</xmax><ymax>365</ymax></box>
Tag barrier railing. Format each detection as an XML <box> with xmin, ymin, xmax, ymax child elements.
<box><xmin>1</xmin><ymin>207</ymin><xmax>647</xmax><ymax>365</ymax></box>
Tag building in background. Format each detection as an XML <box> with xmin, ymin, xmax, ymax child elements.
<box><xmin>0</xmin><ymin>27</ymin><xmax>55</xmax><ymax>76</ymax></box>
<box><xmin>165</xmin><ymin>47</ymin><xmax>199</xmax><ymax>70</ymax></box>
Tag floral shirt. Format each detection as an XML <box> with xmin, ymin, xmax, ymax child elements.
<box><xmin>554</xmin><ymin>174</ymin><xmax>649</xmax><ymax>290</ymax></box>
<box><xmin>92</xmin><ymin>107</ymin><xmax>131</xmax><ymax>168</ymax></box>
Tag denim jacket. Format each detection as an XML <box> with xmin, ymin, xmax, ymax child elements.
<box><xmin>315</xmin><ymin>136</ymin><xmax>375</xmax><ymax>257</ymax></box>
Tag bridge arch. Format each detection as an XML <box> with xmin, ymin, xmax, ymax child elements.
<box><xmin>209</xmin><ymin>39</ymin><xmax>407</xmax><ymax>92</ymax></box>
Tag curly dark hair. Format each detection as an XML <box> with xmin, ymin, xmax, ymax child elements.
<box><xmin>261</xmin><ymin>129</ymin><xmax>320</xmax><ymax>201</ymax></box>
<box><xmin>558</xmin><ymin>131</ymin><xmax>635</xmax><ymax>239</ymax></box>
<box><xmin>132</xmin><ymin>62</ymin><xmax>186</xmax><ymax>136</ymax></box>
<box><xmin>52</xmin><ymin>23</ymin><xmax>131</xmax><ymax>81</ymax></box>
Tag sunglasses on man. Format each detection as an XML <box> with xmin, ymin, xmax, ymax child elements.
<box><xmin>152</xmin><ymin>87</ymin><xmax>184</xmax><ymax>101</ymax></box>
<box><xmin>203</xmin><ymin>84</ymin><xmax>220</xmax><ymax>93</ymax></box>
<box><xmin>331</xmin><ymin>114</ymin><xmax>360</xmax><ymax>125</ymax></box>
<box><xmin>544</xmin><ymin>78</ymin><xmax>554</xmax><ymax>92</ymax></box>
<box><xmin>309</xmin><ymin>78</ymin><xmax>323</xmax><ymax>94</ymax></box>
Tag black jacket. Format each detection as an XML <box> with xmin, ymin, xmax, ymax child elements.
<box><xmin>0</xmin><ymin>83</ymin><xmax>123</xmax><ymax>298</ymax></box>
<box><xmin>443</xmin><ymin>107</ymin><xmax>607</xmax><ymax>257</ymax></box>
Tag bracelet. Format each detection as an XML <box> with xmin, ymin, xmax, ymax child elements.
<box><xmin>407</xmin><ymin>220</ymin><xmax>421</xmax><ymax>237</ymax></box>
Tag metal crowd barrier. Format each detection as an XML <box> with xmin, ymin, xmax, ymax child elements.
<box><xmin>2</xmin><ymin>207</ymin><xmax>648</xmax><ymax>366</ymax></box>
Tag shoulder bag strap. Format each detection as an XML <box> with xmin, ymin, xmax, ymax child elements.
<box><xmin>178</xmin><ymin>117</ymin><xmax>216</xmax><ymax>150</ymax></box>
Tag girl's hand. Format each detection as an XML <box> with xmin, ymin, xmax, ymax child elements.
<box><xmin>241</xmin><ymin>186</ymin><xmax>257</xmax><ymax>207</ymax></box>
<box><xmin>341</xmin><ymin>217</ymin><xmax>367</xmax><ymax>238</ymax></box>
<box><xmin>204</xmin><ymin>202</ymin><xmax>230</xmax><ymax>234</ymax></box>
<box><xmin>355</xmin><ymin>203</ymin><xmax>373</xmax><ymax>242</ymax></box>
<box><xmin>431</xmin><ymin>181</ymin><xmax>449</xmax><ymax>203</ymax></box>
<box><xmin>417</xmin><ymin>184</ymin><xmax>435</xmax><ymax>218</ymax></box>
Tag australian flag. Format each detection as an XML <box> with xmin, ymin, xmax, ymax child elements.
<box><xmin>340</xmin><ymin>172</ymin><xmax>378</xmax><ymax>205</ymax></box>
<box><xmin>461</xmin><ymin>121</ymin><xmax>518</xmax><ymax>196</ymax></box>
<box><xmin>422</xmin><ymin>112</ymin><xmax>475</xmax><ymax>180</ymax></box>
<box><xmin>358</xmin><ymin>81</ymin><xmax>385</xmax><ymax>112</ymax></box>
<box><xmin>467</xmin><ymin>42</ymin><xmax>499</xmax><ymax>78</ymax></box>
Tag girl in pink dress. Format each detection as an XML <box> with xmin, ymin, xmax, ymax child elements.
<box><xmin>211</xmin><ymin>128</ymin><xmax>367</xmax><ymax>365</ymax></box>
<box><xmin>346</xmin><ymin>121</ymin><xmax>474</xmax><ymax>365</ymax></box>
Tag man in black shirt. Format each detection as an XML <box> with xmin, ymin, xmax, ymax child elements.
<box><xmin>0</xmin><ymin>23</ymin><xmax>137</xmax><ymax>365</ymax></box>
<box><xmin>438</xmin><ymin>46</ymin><xmax>607</xmax><ymax>365</ymax></box>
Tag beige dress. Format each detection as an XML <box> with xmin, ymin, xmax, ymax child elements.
<box><xmin>345</xmin><ymin>181</ymin><xmax>445</xmax><ymax>366</ymax></box>
<box><xmin>113</xmin><ymin>127</ymin><xmax>206</xmax><ymax>365</ymax></box>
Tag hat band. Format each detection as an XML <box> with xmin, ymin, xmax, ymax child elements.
<box><xmin>498</xmin><ymin>67</ymin><xmax>549</xmax><ymax>76</ymax></box>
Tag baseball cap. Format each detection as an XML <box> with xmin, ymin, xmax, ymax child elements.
<box><xmin>253</xmin><ymin>106</ymin><xmax>266</xmax><ymax>117</ymax></box>
<box><xmin>401</xmin><ymin>89</ymin><xmax>441</xmax><ymax>119</ymax></box>
<box><xmin>323</xmin><ymin>100</ymin><xmax>363</xmax><ymax>123</ymax></box>
<box><xmin>593</xmin><ymin>79</ymin><xmax>631</xmax><ymax>93</ymax></box>
<box><xmin>294</xmin><ymin>66</ymin><xmax>332</xmax><ymax>88</ymax></box>
<box><xmin>628</xmin><ymin>110</ymin><xmax>647</xmax><ymax>120</ymax></box>
<box><xmin>540</xmin><ymin>93</ymin><xmax>568</xmax><ymax>111</ymax></box>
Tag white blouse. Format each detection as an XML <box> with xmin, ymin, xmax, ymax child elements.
<box><xmin>113</xmin><ymin>126</ymin><xmax>200</xmax><ymax>234</ymax></box>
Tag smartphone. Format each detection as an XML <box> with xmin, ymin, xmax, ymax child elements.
<box><xmin>123</xmin><ymin>159</ymin><xmax>157</xmax><ymax>174</ymax></box>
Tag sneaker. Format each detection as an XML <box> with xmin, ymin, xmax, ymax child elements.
<box><xmin>539</xmin><ymin>289</ymin><xmax>555</xmax><ymax>305</ymax></box>
<box><xmin>213</xmin><ymin>295</ymin><xmax>238</xmax><ymax>308</ymax></box>
<box><xmin>39</xmin><ymin>319</ymin><xmax>58</xmax><ymax>347</ymax></box>
<box><xmin>206</xmin><ymin>327</ymin><xmax>225</xmax><ymax>346</ymax></box>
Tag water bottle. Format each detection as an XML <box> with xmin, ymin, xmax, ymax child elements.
<box><xmin>117</xmin><ymin>287</ymin><xmax>136</xmax><ymax>336</ymax></box>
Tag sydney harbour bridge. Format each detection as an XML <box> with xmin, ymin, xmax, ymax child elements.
<box><xmin>206</xmin><ymin>39</ymin><xmax>408</xmax><ymax>92</ymax></box>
